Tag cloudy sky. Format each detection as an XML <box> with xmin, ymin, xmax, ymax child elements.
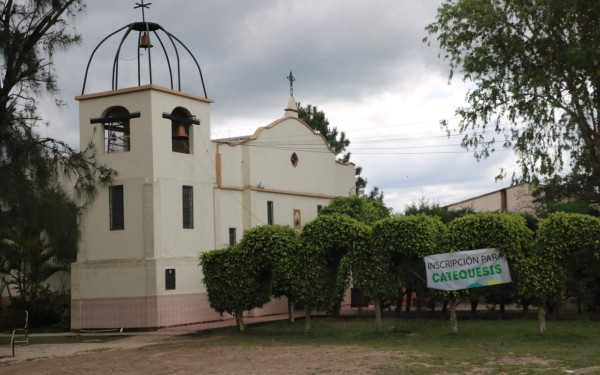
<box><xmin>42</xmin><ymin>0</ymin><xmax>519</xmax><ymax>213</ymax></box>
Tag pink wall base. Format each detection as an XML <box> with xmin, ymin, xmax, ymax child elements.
<box><xmin>71</xmin><ymin>293</ymin><xmax>223</xmax><ymax>329</ymax></box>
<box><xmin>71</xmin><ymin>293</ymin><xmax>292</xmax><ymax>329</ymax></box>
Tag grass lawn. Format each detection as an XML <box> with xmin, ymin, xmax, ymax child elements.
<box><xmin>183</xmin><ymin>317</ymin><xmax>600</xmax><ymax>374</ymax></box>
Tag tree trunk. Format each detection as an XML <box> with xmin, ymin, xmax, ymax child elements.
<box><xmin>449</xmin><ymin>302</ymin><xmax>459</xmax><ymax>336</ymax></box>
<box><xmin>235</xmin><ymin>311</ymin><xmax>245</xmax><ymax>332</ymax></box>
<box><xmin>522</xmin><ymin>302</ymin><xmax>530</xmax><ymax>318</ymax></box>
<box><xmin>405</xmin><ymin>288</ymin><xmax>413</xmax><ymax>313</ymax></box>
<box><xmin>429</xmin><ymin>295</ymin><xmax>436</xmax><ymax>312</ymax></box>
<box><xmin>395</xmin><ymin>297</ymin><xmax>402</xmax><ymax>318</ymax></box>
<box><xmin>470</xmin><ymin>299</ymin><xmax>478</xmax><ymax>320</ymax></box>
<box><xmin>415</xmin><ymin>292</ymin><xmax>423</xmax><ymax>317</ymax></box>
<box><xmin>551</xmin><ymin>302</ymin><xmax>560</xmax><ymax>320</ymax></box>
<box><xmin>288</xmin><ymin>299</ymin><xmax>295</xmax><ymax>323</ymax></box>
<box><xmin>499</xmin><ymin>302</ymin><xmax>505</xmax><ymax>320</ymax></box>
<box><xmin>538</xmin><ymin>305</ymin><xmax>546</xmax><ymax>336</ymax></box>
<box><xmin>304</xmin><ymin>306</ymin><xmax>312</xmax><ymax>333</ymax></box>
<box><xmin>375</xmin><ymin>297</ymin><xmax>382</xmax><ymax>333</ymax></box>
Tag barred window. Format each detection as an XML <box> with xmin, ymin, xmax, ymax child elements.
<box><xmin>267</xmin><ymin>201</ymin><xmax>274</xmax><ymax>225</ymax></box>
<box><xmin>109</xmin><ymin>185</ymin><xmax>124</xmax><ymax>230</ymax></box>
<box><xmin>182</xmin><ymin>185</ymin><xmax>194</xmax><ymax>229</ymax></box>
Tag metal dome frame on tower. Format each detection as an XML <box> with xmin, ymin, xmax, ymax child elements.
<box><xmin>81</xmin><ymin>0</ymin><xmax>207</xmax><ymax>98</ymax></box>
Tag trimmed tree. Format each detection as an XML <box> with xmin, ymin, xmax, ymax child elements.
<box><xmin>319</xmin><ymin>195</ymin><xmax>391</xmax><ymax>225</ymax></box>
<box><xmin>294</xmin><ymin>213</ymin><xmax>370</xmax><ymax>332</ymax></box>
<box><xmin>536</xmin><ymin>212</ymin><xmax>600</xmax><ymax>314</ymax></box>
<box><xmin>320</xmin><ymin>195</ymin><xmax>390</xmax><ymax>319</ymax></box>
<box><xmin>238</xmin><ymin>224</ymin><xmax>300</xmax><ymax>322</ymax></box>
<box><xmin>353</xmin><ymin>214</ymin><xmax>446</xmax><ymax>332</ymax></box>
<box><xmin>444</xmin><ymin>213</ymin><xmax>533</xmax><ymax>334</ymax></box>
<box><xmin>516</xmin><ymin>248</ymin><xmax>566</xmax><ymax>335</ymax></box>
<box><xmin>199</xmin><ymin>245</ymin><xmax>271</xmax><ymax>331</ymax></box>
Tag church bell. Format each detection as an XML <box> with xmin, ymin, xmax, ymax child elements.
<box><xmin>139</xmin><ymin>32</ymin><xmax>153</xmax><ymax>48</ymax></box>
<box><xmin>173</xmin><ymin>123</ymin><xmax>189</xmax><ymax>140</ymax></box>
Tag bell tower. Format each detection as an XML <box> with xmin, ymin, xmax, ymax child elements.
<box><xmin>71</xmin><ymin>1</ymin><xmax>219</xmax><ymax>329</ymax></box>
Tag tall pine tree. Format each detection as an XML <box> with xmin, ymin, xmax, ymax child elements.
<box><xmin>298</xmin><ymin>103</ymin><xmax>380</xmax><ymax>196</ymax></box>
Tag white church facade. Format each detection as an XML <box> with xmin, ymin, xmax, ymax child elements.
<box><xmin>70</xmin><ymin>81</ymin><xmax>355</xmax><ymax>328</ymax></box>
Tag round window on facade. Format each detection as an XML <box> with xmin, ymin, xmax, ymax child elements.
<box><xmin>290</xmin><ymin>152</ymin><xmax>299</xmax><ymax>168</ymax></box>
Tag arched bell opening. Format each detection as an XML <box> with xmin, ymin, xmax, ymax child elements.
<box><xmin>99</xmin><ymin>106</ymin><xmax>133</xmax><ymax>153</ymax></box>
<box><xmin>167</xmin><ymin>107</ymin><xmax>194</xmax><ymax>154</ymax></box>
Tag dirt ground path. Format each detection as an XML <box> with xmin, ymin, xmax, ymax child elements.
<box><xmin>3</xmin><ymin>333</ymin><xmax>600</xmax><ymax>374</ymax></box>
<box><xmin>1</xmin><ymin>334</ymin><xmax>175</xmax><ymax>364</ymax></box>
<box><xmin>1</xmin><ymin>334</ymin><xmax>412</xmax><ymax>375</ymax></box>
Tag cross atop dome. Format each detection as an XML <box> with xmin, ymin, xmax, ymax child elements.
<box><xmin>81</xmin><ymin>1</ymin><xmax>207</xmax><ymax>98</ymax></box>
<box><xmin>134</xmin><ymin>0</ymin><xmax>152</xmax><ymax>23</ymax></box>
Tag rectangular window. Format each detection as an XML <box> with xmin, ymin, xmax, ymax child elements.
<box><xmin>267</xmin><ymin>201</ymin><xmax>274</xmax><ymax>225</ymax></box>
<box><xmin>229</xmin><ymin>228</ymin><xmax>237</xmax><ymax>245</ymax></box>
<box><xmin>182</xmin><ymin>185</ymin><xmax>194</xmax><ymax>229</ymax></box>
<box><xmin>109</xmin><ymin>185</ymin><xmax>124</xmax><ymax>230</ymax></box>
<box><xmin>165</xmin><ymin>269</ymin><xmax>176</xmax><ymax>290</ymax></box>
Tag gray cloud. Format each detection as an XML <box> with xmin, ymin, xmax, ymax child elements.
<box><xmin>42</xmin><ymin>0</ymin><xmax>513</xmax><ymax>213</ymax></box>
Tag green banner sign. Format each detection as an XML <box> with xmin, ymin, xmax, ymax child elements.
<box><xmin>424</xmin><ymin>248</ymin><xmax>511</xmax><ymax>291</ymax></box>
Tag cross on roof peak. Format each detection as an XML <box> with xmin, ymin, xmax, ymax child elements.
<box><xmin>287</xmin><ymin>70</ymin><xmax>296</xmax><ymax>97</ymax></box>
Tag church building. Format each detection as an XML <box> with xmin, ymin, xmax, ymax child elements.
<box><xmin>70</xmin><ymin>5</ymin><xmax>355</xmax><ymax>329</ymax></box>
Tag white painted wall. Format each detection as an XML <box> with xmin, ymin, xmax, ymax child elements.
<box><xmin>216</xmin><ymin>114</ymin><xmax>355</xmax><ymax>233</ymax></box>
<box><xmin>73</xmin><ymin>88</ymin><xmax>356</xmax><ymax>328</ymax></box>
<box><xmin>75</xmin><ymin>86</ymin><xmax>216</xmax><ymax>304</ymax></box>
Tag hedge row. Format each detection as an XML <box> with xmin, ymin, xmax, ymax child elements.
<box><xmin>200</xmin><ymin>211</ymin><xmax>600</xmax><ymax>334</ymax></box>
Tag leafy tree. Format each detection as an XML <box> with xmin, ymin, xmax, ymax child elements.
<box><xmin>294</xmin><ymin>213</ymin><xmax>370</xmax><ymax>332</ymax></box>
<box><xmin>319</xmin><ymin>195</ymin><xmax>391</xmax><ymax>225</ymax></box>
<box><xmin>536</xmin><ymin>213</ymin><xmax>600</xmax><ymax>314</ymax></box>
<box><xmin>1</xmin><ymin>0</ymin><xmax>111</xmax><ymax>200</ymax></box>
<box><xmin>516</xmin><ymin>247</ymin><xmax>566</xmax><ymax>335</ymax></box>
<box><xmin>425</xmin><ymin>1</ymin><xmax>600</xmax><ymax>205</ymax></box>
<box><xmin>297</xmin><ymin>102</ymin><xmax>372</xmax><ymax>191</ymax></box>
<box><xmin>354</xmin><ymin>214</ymin><xmax>446</xmax><ymax>332</ymax></box>
<box><xmin>404</xmin><ymin>196</ymin><xmax>474</xmax><ymax>223</ymax></box>
<box><xmin>538</xmin><ymin>200</ymin><xmax>600</xmax><ymax>218</ymax></box>
<box><xmin>0</xmin><ymin>188</ymin><xmax>77</xmax><ymax>300</ymax></box>
<box><xmin>367</xmin><ymin>185</ymin><xmax>385</xmax><ymax>201</ymax></box>
<box><xmin>354</xmin><ymin>165</ymin><xmax>367</xmax><ymax>191</ymax></box>
<box><xmin>444</xmin><ymin>213</ymin><xmax>533</xmax><ymax>334</ymax></box>
<box><xmin>0</xmin><ymin>1</ymin><xmax>114</xmax><ymax>307</ymax></box>
<box><xmin>200</xmin><ymin>245</ymin><xmax>271</xmax><ymax>331</ymax></box>
<box><xmin>238</xmin><ymin>225</ymin><xmax>300</xmax><ymax>322</ymax></box>
<box><xmin>318</xmin><ymin>195</ymin><xmax>389</xmax><ymax>320</ymax></box>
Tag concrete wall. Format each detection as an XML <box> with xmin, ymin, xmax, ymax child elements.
<box><xmin>447</xmin><ymin>183</ymin><xmax>537</xmax><ymax>214</ymax></box>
